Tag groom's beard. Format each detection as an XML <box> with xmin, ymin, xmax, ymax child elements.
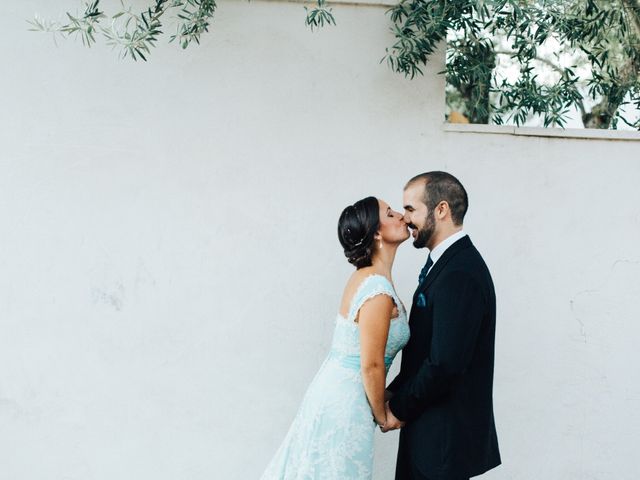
<box><xmin>412</xmin><ymin>210</ymin><xmax>435</xmax><ymax>249</ymax></box>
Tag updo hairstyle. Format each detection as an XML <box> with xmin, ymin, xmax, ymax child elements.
<box><xmin>337</xmin><ymin>196</ymin><xmax>380</xmax><ymax>269</ymax></box>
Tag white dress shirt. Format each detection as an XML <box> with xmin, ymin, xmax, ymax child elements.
<box><xmin>426</xmin><ymin>229</ymin><xmax>467</xmax><ymax>276</ymax></box>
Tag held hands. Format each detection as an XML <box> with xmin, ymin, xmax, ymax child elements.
<box><xmin>379</xmin><ymin>401</ymin><xmax>405</xmax><ymax>433</ymax></box>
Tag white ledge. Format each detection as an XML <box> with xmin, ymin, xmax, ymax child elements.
<box><xmin>443</xmin><ymin>123</ymin><xmax>640</xmax><ymax>141</ymax></box>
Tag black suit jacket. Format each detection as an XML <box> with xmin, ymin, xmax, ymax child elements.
<box><xmin>387</xmin><ymin>236</ymin><xmax>501</xmax><ymax>480</ymax></box>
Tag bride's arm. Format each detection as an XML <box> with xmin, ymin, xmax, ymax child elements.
<box><xmin>358</xmin><ymin>295</ymin><xmax>394</xmax><ymax>426</ymax></box>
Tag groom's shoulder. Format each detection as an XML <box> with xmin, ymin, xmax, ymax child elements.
<box><xmin>450</xmin><ymin>235</ymin><xmax>482</xmax><ymax>261</ymax></box>
<box><xmin>447</xmin><ymin>238</ymin><xmax>490</xmax><ymax>274</ymax></box>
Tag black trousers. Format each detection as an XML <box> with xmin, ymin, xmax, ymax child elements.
<box><xmin>396</xmin><ymin>470</ymin><xmax>469</xmax><ymax>480</ymax></box>
<box><xmin>395</xmin><ymin>446</ymin><xmax>469</xmax><ymax>480</ymax></box>
<box><xmin>395</xmin><ymin>427</ymin><xmax>471</xmax><ymax>480</ymax></box>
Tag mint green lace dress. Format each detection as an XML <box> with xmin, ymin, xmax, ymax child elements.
<box><xmin>260</xmin><ymin>274</ymin><xmax>410</xmax><ymax>479</ymax></box>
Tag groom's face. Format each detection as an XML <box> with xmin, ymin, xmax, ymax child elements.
<box><xmin>403</xmin><ymin>181</ymin><xmax>436</xmax><ymax>249</ymax></box>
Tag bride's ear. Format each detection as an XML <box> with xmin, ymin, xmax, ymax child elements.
<box><xmin>374</xmin><ymin>232</ymin><xmax>383</xmax><ymax>249</ymax></box>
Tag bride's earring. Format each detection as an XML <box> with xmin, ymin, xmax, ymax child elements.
<box><xmin>378</xmin><ymin>238</ymin><xmax>382</xmax><ymax>250</ymax></box>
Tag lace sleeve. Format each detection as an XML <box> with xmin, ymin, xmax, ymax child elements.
<box><xmin>348</xmin><ymin>275</ymin><xmax>397</xmax><ymax>323</ymax></box>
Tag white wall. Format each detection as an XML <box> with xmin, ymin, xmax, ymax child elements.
<box><xmin>1</xmin><ymin>1</ymin><xmax>639</xmax><ymax>479</ymax></box>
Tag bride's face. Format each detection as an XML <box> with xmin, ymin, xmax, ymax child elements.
<box><xmin>376</xmin><ymin>199</ymin><xmax>410</xmax><ymax>245</ymax></box>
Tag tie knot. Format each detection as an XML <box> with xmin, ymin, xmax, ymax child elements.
<box><xmin>418</xmin><ymin>254</ymin><xmax>433</xmax><ymax>285</ymax></box>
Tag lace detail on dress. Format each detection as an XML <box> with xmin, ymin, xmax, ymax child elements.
<box><xmin>347</xmin><ymin>274</ymin><xmax>400</xmax><ymax>323</ymax></box>
<box><xmin>260</xmin><ymin>274</ymin><xmax>410</xmax><ymax>480</ymax></box>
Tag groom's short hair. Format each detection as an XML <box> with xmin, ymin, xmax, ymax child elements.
<box><xmin>406</xmin><ymin>171</ymin><xmax>468</xmax><ymax>226</ymax></box>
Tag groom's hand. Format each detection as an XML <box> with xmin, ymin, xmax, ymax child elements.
<box><xmin>384</xmin><ymin>389</ymin><xmax>394</xmax><ymax>402</ymax></box>
<box><xmin>381</xmin><ymin>401</ymin><xmax>405</xmax><ymax>432</ymax></box>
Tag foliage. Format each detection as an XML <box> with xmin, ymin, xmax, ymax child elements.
<box><xmin>31</xmin><ymin>0</ymin><xmax>639</xmax><ymax>129</ymax></box>
<box><xmin>29</xmin><ymin>0</ymin><xmax>218</xmax><ymax>61</ymax></box>
<box><xmin>305</xmin><ymin>0</ymin><xmax>336</xmax><ymax>31</ymax></box>
<box><xmin>30</xmin><ymin>0</ymin><xmax>334</xmax><ymax>61</ymax></box>
<box><xmin>386</xmin><ymin>0</ymin><xmax>640</xmax><ymax>129</ymax></box>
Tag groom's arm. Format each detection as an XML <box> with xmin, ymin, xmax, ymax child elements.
<box><xmin>388</xmin><ymin>270</ymin><xmax>485</xmax><ymax>422</ymax></box>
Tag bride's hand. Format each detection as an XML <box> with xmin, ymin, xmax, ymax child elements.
<box><xmin>380</xmin><ymin>401</ymin><xmax>405</xmax><ymax>432</ymax></box>
<box><xmin>374</xmin><ymin>414</ymin><xmax>387</xmax><ymax>428</ymax></box>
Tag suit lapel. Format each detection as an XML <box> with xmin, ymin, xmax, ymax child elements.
<box><xmin>413</xmin><ymin>235</ymin><xmax>473</xmax><ymax>301</ymax></box>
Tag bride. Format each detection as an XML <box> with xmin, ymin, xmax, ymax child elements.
<box><xmin>260</xmin><ymin>196</ymin><xmax>410</xmax><ymax>479</ymax></box>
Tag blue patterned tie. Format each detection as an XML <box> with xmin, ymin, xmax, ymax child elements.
<box><xmin>418</xmin><ymin>254</ymin><xmax>433</xmax><ymax>286</ymax></box>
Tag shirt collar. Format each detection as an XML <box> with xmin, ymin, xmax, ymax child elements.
<box><xmin>429</xmin><ymin>229</ymin><xmax>467</xmax><ymax>266</ymax></box>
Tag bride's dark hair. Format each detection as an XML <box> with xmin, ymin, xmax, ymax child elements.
<box><xmin>337</xmin><ymin>196</ymin><xmax>380</xmax><ymax>269</ymax></box>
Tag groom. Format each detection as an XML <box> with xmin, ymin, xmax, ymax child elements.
<box><xmin>382</xmin><ymin>172</ymin><xmax>501</xmax><ymax>480</ymax></box>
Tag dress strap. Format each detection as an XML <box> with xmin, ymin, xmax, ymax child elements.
<box><xmin>347</xmin><ymin>274</ymin><xmax>396</xmax><ymax>323</ymax></box>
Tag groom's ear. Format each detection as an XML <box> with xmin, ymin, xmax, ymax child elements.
<box><xmin>435</xmin><ymin>201</ymin><xmax>450</xmax><ymax>220</ymax></box>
